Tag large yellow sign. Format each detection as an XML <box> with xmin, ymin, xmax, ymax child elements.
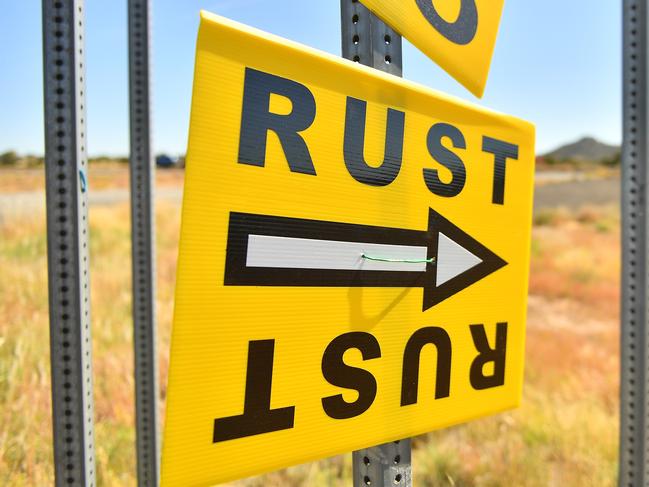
<box><xmin>162</xmin><ymin>11</ymin><xmax>534</xmax><ymax>487</ymax></box>
<box><xmin>359</xmin><ymin>0</ymin><xmax>505</xmax><ymax>97</ymax></box>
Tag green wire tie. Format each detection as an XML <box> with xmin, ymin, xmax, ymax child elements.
<box><xmin>361</xmin><ymin>253</ymin><xmax>435</xmax><ymax>264</ymax></box>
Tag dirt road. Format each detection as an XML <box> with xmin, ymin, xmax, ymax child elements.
<box><xmin>0</xmin><ymin>187</ymin><xmax>182</xmax><ymax>222</ymax></box>
<box><xmin>0</xmin><ymin>177</ymin><xmax>620</xmax><ymax>221</ymax></box>
<box><xmin>533</xmin><ymin>178</ymin><xmax>619</xmax><ymax>213</ymax></box>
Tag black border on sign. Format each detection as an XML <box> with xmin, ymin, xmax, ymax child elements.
<box><xmin>223</xmin><ymin>209</ymin><xmax>507</xmax><ymax>310</ymax></box>
<box><xmin>424</xmin><ymin>208</ymin><xmax>507</xmax><ymax>310</ymax></box>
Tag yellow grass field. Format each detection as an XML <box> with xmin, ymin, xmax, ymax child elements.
<box><xmin>0</xmin><ymin>164</ymin><xmax>184</xmax><ymax>193</ymax></box>
<box><xmin>0</xmin><ymin>172</ymin><xmax>620</xmax><ymax>486</ymax></box>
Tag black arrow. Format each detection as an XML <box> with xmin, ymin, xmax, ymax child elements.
<box><xmin>224</xmin><ymin>209</ymin><xmax>507</xmax><ymax>310</ymax></box>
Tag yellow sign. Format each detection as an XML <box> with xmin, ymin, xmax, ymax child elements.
<box><xmin>359</xmin><ymin>0</ymin><xmax>505</xmax><ymax>97</ymax></box>
<box><xmin>162</xmin><ymin>11</ymin><xmax>534</xmax><ymax>487</ymax></box>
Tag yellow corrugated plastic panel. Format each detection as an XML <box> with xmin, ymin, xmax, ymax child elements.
<box><xmin>162</xmin><ymin>11</ymin><xmax>534</xmax><ymax>487</ymax></box>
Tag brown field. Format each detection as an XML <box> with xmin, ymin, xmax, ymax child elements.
<box><xmin>0</xmin><ymin>164</ymin><xmax>184</xmax><ymax>193</ymax></box>
<box><xmin>0</xmin><ymin>168</ymin><xmax>620</xmax><ymax>486</ymax></box>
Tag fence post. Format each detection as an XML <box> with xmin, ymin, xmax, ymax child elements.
<box><xmin>620</xmin><ymin>0</ymin><xmax>649</xmax><ymax>485</ymax></box>
<box><xmin>42</xmin><ymin>1</ymin><xmax>96</xmax><ymax>485</ymax></box>
<box><xmin>128</xmin><ymin>0</ymin><xmax>160</xmax><ymax>485</ymax></box>
<box><xmin>340</xmin><ymin>2</ymin><xmax>412</xmax><ymax>486</ymax></box>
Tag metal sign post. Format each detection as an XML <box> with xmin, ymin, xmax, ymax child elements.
<box><xmin>340</xmin><ymin>0</ymin><xmax>402</xmax><ymax>76</ymax></box>
<box><xmin>620</xmin><ymin>0</ymin><xmax>649</xmax><ymax>485</ymax></box>
<box><xmin>340</xmin><ymin>1</ymin><xmax>412</xmax><ymax>486</ymax></box>
<box><xmin>42</xmin><ymin>1</ymin><xmax>96</xmax><ymax>485</ymax></box>
<box><xmin>128</xmin><ymin>0</ymin><xmax>160</xmax><ymax>485</ymax></box>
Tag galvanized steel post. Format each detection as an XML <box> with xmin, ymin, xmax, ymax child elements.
<box><xmin>620</xmin><ymin>0</ymin><xmax>649</xmax><ymax>485</ymax></box>
<box><xmin>340</xmin><ymin>1</ymin><xmax>412</xmax><ymax>486</ymax></box>
<box><xmin>128</xmin><ymin>0</ymin><xmax>160</xmax><ymax>485</ymax></box>
<box><xmin>42</xmin><ymin>0</ymin><xmax>96</xmax><ymax>485</ymax></box>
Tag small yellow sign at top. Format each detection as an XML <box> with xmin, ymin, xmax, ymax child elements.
<box><xmin>359</xmin><ymin>0</ymin><xmax>505</xmax><ymax>97</ymax></box>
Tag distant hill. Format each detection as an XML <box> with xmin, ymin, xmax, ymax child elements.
<box><xmin>543</xmin><ymin>137</ymin><xmax>619</xmax><ymax>162</ymax></box>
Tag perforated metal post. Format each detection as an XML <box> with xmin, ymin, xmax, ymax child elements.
<box><xmin>42</xmin><ymin>1</ymin><xmax>96</xmax><ymax>485</ymax></box>
<box><xmin>341</xmin><ymin>0</ymin><xmax>402</xmax><ymax>76</ymax></box>
<box><xmin>128</xmin><ymin>0</ymin><xmax>160</xmax><ymax>485</ymax></box>
<box><xmin>620</xmin><ymin>1</ymin><xmax>649</xmax><ymax>485</ymax></box>
<box><xmin>340</xmin><ymin>2</ymin><xmax>412</xmax><ymax>486</ymax></box>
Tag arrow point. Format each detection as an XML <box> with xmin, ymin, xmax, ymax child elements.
<box><xmin>436</xmin><ymin>232</ymin><xmax>483</xmax><ymax>285</ymax></box>
<box><xmin>423</xmin><ymin>209</ymin><xmax>507</xmax><ymax>311</ymax></box>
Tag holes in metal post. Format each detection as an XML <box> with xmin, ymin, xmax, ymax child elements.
<box><xmin>49</xmin><ymin>1</ymin><xmax>94</xmax><ymax>483</ymax></box>
<box><xmin>130</xmin><ymin>4</ymin><xmax>158</xmax><ymax>477</ymax></box>
<box><xmin>622</xmin><ymin>1</ymin><xmax>643</xmax><ymax>482</ymax></box>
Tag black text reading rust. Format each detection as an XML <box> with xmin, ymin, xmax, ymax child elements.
<box><xmin>237</xmin><ymin>68</ymin><xmax>519</xmax><ymax>206</ymax></box>
<box><xmin>213</xmin><ymin>322</ymin><xmax>507</xmax><ymax>443</ymax></box>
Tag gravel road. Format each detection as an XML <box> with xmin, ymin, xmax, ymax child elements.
<box><xmin>533</xmin><ymin>178</ymin><xmax>620</xmax><ymax>213</ymax></box>
<box><xmin>0</xmin><ymin>187</ymin><xmax>182</xmax><ymax>221</ymax></box>
<box><xmin>0</xmin><ymin>178</ymin><xmax>620</xmax><ymax>221</ymax></box>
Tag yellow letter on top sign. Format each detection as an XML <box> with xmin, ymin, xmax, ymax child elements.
<box><xmin>358</xmin><ymin>0</ymin><xmax>505</xmax><ymax>97</ymax></box>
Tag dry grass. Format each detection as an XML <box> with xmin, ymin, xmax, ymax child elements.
<box><xmin>0</xmin><ymin>165</ymin><xmax>184</xmax><ymax>193</ymax></box>
<box><xmin>0</xmin><ymin>199</ymin><xmax>620</xmax><ymax>486</ymax></box>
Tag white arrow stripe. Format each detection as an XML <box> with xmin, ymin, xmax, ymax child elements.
<box><xmin>246</xmin><ymin>235</ymin><xmax>428</xmax><ymax>272</ymax></box>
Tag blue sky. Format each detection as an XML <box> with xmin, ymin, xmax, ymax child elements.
<box><xmin>0</xmin><ymin>1</ymin><xmax>621</xmax><ymax>156</ymax></box>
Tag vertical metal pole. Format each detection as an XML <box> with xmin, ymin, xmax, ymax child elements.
<box><xmin>42</xmin><ymin>1</ymin><xmax>96</xmax><ymax>485</ymax></box>
<box><xmin>128</xmin><ymin>0</ymin><xmax>160</xmax><ymax>485</ymax></box>
<box><xmin>340</xmin><ymin>2</ymin><xmax>411</xmax><ymax>486</ymax></box>
<box><xmin>620</xmin><ymin>1</ymin><xmax>649</xmax><ymax>485</ymax></box>
<box><xmin>341</xmin><ymin>0</ymin><xmax>402</xmax><ymax>76</ymax></box>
